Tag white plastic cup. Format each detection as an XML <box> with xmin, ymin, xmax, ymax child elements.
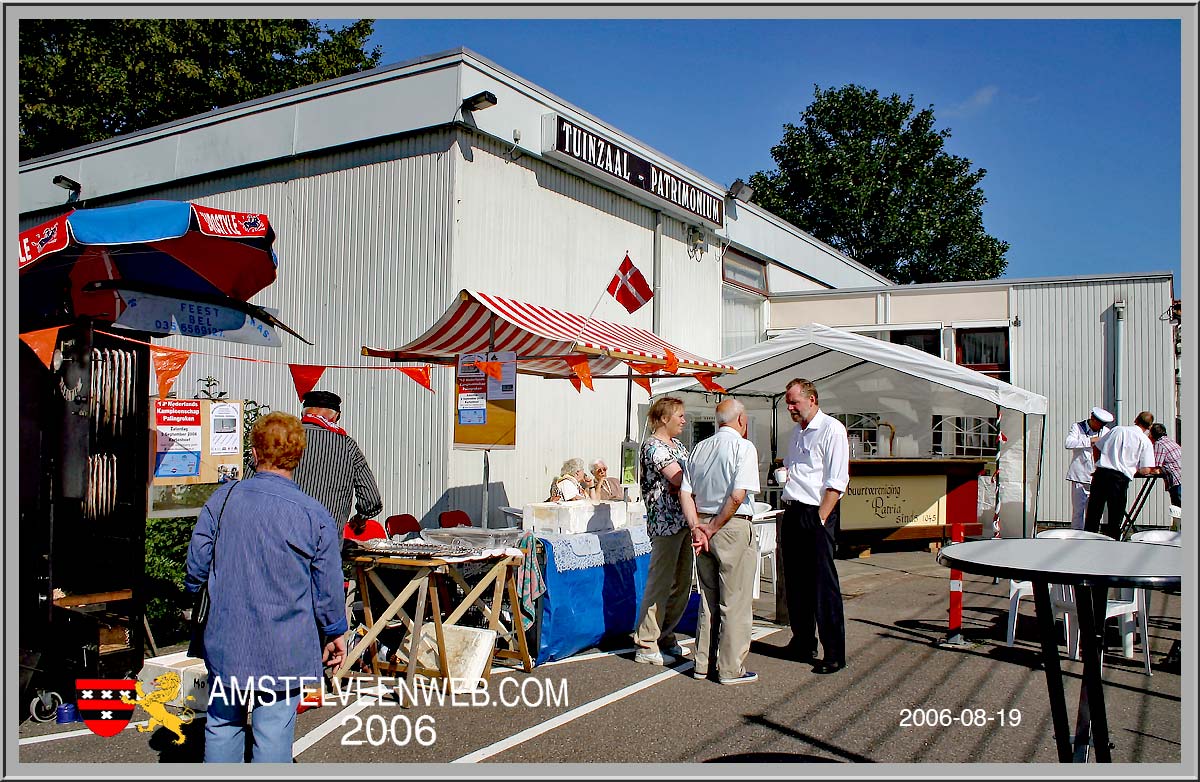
<box><xmin>773</xmin><ymin>467</ymin><xmax>788</xmax><ymax>486</ymax></box>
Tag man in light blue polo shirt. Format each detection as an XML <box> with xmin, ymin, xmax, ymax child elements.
<box><xmin>680</xmin><ymin>398</ymin><xmax>761</xmax><ymax>686</ymax></box>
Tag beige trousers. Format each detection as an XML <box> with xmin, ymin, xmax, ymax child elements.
<box><xmin>633</xmin><ymin>527</ymin><xmax>695</xmax><ymax>651</ymax></box>
<box><xmin>694</xmin><ymin>516</ymin><xmax>757</xmax><ymax>680</ymax></box>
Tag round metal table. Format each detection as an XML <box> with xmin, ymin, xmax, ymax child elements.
<box><xmin>938</xmin><ymin>538</ymin><xmax>1182</xmax><ymax>763</ymax></box>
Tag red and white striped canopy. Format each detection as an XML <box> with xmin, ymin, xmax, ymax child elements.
<box><xmin>362</xmin><ymin>290</ymin><xmax>735</xmax><ymax>377</ymax></box>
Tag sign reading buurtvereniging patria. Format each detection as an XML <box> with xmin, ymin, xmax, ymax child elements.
<box><xmin>842</xmin><ymin>475</ymin><xmax>947</xmax><ymax>530</ymax></box>
<box><xmin>543</xmin><ymin>115</ymin><xmax>724</xmax><ymax>227</ymax></box>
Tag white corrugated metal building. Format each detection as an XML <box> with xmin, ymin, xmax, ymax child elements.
<box><xmin>18</xmin><ymin>48</ymin><xmax>890</xmax><ymax>526</ymax></box>
<box><xmin>768</xmin><ymin>273</ymin><xmax>1181</xmax><ymax>528</ymax></box>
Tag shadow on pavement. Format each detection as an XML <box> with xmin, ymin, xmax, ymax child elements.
<box><xmin>740</xmin><ymin>714</ymin><xmax>874</xmax><ymax>763</ymax></box>
<box><xmin>148</xmin><ymin>719</ymin><xmax>206</xmax><ymax>762</ymax></box>
<box><xmin>705</xmin><ymin>752</ymin><xmax>835</xmax><ymax>762</ymax></box>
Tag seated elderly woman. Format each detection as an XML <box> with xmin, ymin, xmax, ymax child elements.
<box><xmin>548</xmin><ymin>457</ymin><xmax>594</xmax><ymax>501</ymax></box>
<box><xmin>590</xmin><ymin>459</ymin><xmax>624</xmax><ymax>501</ymax></box>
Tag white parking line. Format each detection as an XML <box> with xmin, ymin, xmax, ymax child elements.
<box><xmin>452</xmin><ymin>626</ymin><xmax>782</xmax><ymax>763</ymax></box>
<box><xmin>292</xmin><ymin>683</ymin><xmax>392</xmax><ymax>757</ymax></box>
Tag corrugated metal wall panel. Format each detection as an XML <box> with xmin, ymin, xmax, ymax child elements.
<box><xmin>447</xmin><ymin>134</ymin><xmax>724</xmax><ymax>522</ymax></box>
<box><xmin>1012</xmin><ymin>277</ymin><xmax>1175</xmax><ymax>528</ymax></box>
<box><xmin>74</xmin><ymin>132</ymin><xmax>461</xmax><ymax>526</ymax></box>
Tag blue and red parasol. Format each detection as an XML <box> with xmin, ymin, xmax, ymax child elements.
<box><xmin>18</xmin><ymin>200</ymin><xmax>306</xmax><ymax>342</ymax></box>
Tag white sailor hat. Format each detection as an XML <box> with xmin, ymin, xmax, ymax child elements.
<box><xmin>1091</xmin><ymin>407</ymin><xmax>1114</xmax><ymax>424</ymax></box>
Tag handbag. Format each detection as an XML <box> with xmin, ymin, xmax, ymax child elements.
<box><xmin>190</xmin><ymin>482</ymin><xmax>238</xmax><ymax>634</ymax></box>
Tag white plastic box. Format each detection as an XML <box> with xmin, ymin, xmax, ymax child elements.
<box><xmin>137</xmin><ymin>650</ymin><xmax>210</xmax><ymax>711</ymax></box>
<box><xmin>521</xmin><ymin>500</ymin><xmax>647</xmax><ymax>535</ymax></box>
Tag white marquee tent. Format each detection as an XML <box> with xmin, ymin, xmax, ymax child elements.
<box><xmin>652</xmin><ymin>323</ymin><xmax>1049</xmax><ymax>537</ymax></box>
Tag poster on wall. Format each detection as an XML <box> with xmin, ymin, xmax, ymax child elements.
<box><xmin>152</xmin><ymin>398</ymin><xmax>245</xmax><ymax>485</ymax></box>
<box><xmin>154</xmin><ymin>399</ymin><xmax>203</xmax><ymax>477</ymax></box>
<box><xmin>454</xmin><ymin>352</ymin><xmax>517</xmax><ymax>450</ymax></box>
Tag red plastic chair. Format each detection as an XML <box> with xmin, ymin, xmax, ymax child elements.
<box><xmin>438</xmin><ymin>510</ymin><xmax>473</xmax><ymax>528</ymax></box>
<box><xmin>343</xmin><ymin>518</ymin><xmax>388</xmax><ymax>541</ymax></box>
<box><xmin>385</xmin><ymin>513</ymin><xmax>421</xmax><ymax>537</ymax></box>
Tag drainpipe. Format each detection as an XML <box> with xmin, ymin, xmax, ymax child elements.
<box><xmin>1113</xmin><ymin>300</ymin><xmax>1126</xmax><ymax>424</ymax></box>
<box><xmin>653</xmin><ymin>211</ymin><xmax>663</xmax><ymax>334</ymax></box>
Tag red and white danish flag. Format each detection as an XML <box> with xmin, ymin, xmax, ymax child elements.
<box><xmin>606</xmin><ymin>254</ymin><xmax>654</xmax><ymax>314</ymax></box>
<box><xmin>76</xmin><ymin>679</ymin><xmax>138</xmax><ymax>737</ymax></box>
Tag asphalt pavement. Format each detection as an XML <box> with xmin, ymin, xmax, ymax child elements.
<box><xmin>15</xmin><ymin>549</ymin><xmax>1186</xmax><ymax>773</ymax></box>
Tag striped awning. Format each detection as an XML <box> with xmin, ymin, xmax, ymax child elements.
<box><xmin>362</xmin><ymin>289</ymin><xmax>735</xmax><ymax>377</ymax></box>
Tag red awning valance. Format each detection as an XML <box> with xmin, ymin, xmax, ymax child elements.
<box><xmin>362</xmin><ymin>290</ymin><xmax>735</xmax><ymax>378</ymax></box>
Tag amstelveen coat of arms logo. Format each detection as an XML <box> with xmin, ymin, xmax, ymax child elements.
<box><xmin>76</xmin><ymin>679</ymin><xmax>138</xmax><ymax>737</ymax></box>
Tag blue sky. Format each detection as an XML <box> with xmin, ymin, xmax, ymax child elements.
<box><xmin>357</xmin><ymin>17</ymin><xmax>1183</xmax><ymax>287</ymax></box>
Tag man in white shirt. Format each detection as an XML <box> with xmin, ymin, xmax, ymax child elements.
<box><xmin>680</xmin><ymin>398</ymin><xmax>761</xmax><ymax>686</ymax></box>
<box><xmin>778</xmin><ymin>378</ymin><xmax>850</xmax><ymax>675</ymax></box>
<box><xmin>1064</xmin><ymin>406</ymin><xmax>1114</xmax><ymax>529</ymax></box>
<box><xmin>1085</xmin><ymin>410</ymin><xmax>1157</xmax><ymax>539</ymax></box>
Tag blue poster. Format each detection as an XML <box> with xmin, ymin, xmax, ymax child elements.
<box><xmin>155</xmin><ymin>450</ymin><xmax>201</xmax><ymax>477</ymax></box>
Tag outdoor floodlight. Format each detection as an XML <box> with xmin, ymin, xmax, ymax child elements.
<box><xmin>727</xmin><ymin>178</ymin><xmax>754</xmax><ymax>202</ymax></box>
<box><xmin>52</xmin><ymin>175</ymin><xmax>81</xmax><ymax>194</ymax></box>
<box><xmin>461</xmin><ymin>91</ymin><xmax>498</xmax><ymax>112</ymax></box>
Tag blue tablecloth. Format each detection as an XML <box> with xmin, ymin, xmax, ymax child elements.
<box><xmin>535</xmin><ymin>526</ymin><xmax>698</xmax><ymax>664</ymax></box>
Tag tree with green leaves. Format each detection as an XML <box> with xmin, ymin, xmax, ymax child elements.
<box><xmin>749</xmin><ymin>84</ymin><xmax>1008</xmax><ymax>284</ymax></box>
<box><xmin>20</xmin><ymin>19</ymin><xmax>382</xmax><ymax>160</ymax></box>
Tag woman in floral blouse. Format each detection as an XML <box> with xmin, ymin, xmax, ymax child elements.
<box><xmin>632</xmin><ymin>396</ymin><xmax>692</xmax><ymax>665</ymax></box>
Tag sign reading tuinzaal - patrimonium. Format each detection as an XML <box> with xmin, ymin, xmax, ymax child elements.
<box><xmin>842</xmin><ymin>475</ymin><xmax>947</xmax><ymax>530</ymax></box>
<box><xmin>542</xmin><ymin>114</ymin><xmax>724</xmax><ymax>228</ymax></box>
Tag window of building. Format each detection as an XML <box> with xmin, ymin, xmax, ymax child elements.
<box><xmin>722</xmin><ymin>250</ymin><xmax>768</xmax><ymax>295</ymax></box>
<box><xmin>891</xmin><ymin>329</ymin><xmax>941</xmax><ymax>357</ymax></box>
<box><xmin>932</xmin><ymin>415</ymin><xmax>1000</xmax><ymax>458</ymax></box>
<box><xmin>722</xmin><ymin>284</ymin><xmax>764</xmax><ymax>356</ymax></box>
<box><xmin>830</xmin><ymin>413</ymin><xmax>879</xmax><ymax>456</ymax></box>
<box><xmin>956</xmin><ymin>327</ymin><xmax>1009</xmax><ymax>381</ymax></box>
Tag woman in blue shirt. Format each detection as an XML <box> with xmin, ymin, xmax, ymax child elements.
<box><xmin>186</xmin><ymin>411</ymin><xmax>346</xmax><ymax>763</ymax></box>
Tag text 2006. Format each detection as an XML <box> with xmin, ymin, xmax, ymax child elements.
<box><xmin>341</xmin><ymin>714</ymin><xmax>437</xmax><ymax>746</ymax></box>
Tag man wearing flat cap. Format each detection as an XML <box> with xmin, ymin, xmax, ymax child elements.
<box><xmin>1064</xmin><ymin>407</ymin><xmax>1113</xmax><ymax>529</ymax></box>
<box><xmin>292</xmin><ymin>390</ymin><xmax>383</xmax><ymax>546</ymax></box>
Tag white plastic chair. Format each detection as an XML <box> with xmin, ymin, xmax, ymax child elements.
<box><xmin>1029</xmin><ymin>529</ymin><xmax>1151</xmax><ymax>674</ymax></box>
<box><xmin>1130</xmin><ymin>529</ymin><xmax>1181</xmax><ymax>546</ymax></box>
<box><xmin>1006</xmin><ymin>529</ymin><xmax>1112</xmax><ymax>647</ymax></box>
<box><xmin>752</xmin><ymin>521</ymin><xmax>778</xmax><ymax>599</ymax></box>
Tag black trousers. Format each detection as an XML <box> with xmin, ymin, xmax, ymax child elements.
<box><xmin>1084</xmin><ymin>467</ymin><xmax>1130</xmax><ymax>539</ymax></box>
<box><xmin>780</xmin><ymin>500</ymin><xmax>845</xmax><ymax>664</ymax></box>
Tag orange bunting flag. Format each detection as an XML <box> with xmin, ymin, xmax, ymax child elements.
<box><xmin>663</xmin><ymin>349</ymin><xmax>679</xmax><ymax>374</ymax></box>
<box><xmin>632</xmin><ymin>376</ymin><xmax>653</xmax><ymax>395</ymax></box>
<box><xmin>151</xmin><ymin>346</ymin><xmax>191</xmax><ymax>398</ymax></box>
<box><xmin>695</xmin><ymin>372</ymin><xmax>727</xmax><ymax>394</ymax></box>
<box><xmin>627</xmin><ymin>361</ymin><xmax>659</xmax><ymax>375</ymax></box>
<box><xmin>288</xmin><ymin>364</ymin><xmax>327</xmax><ymax>402</ymax></box>
<box><xmin>397</xmin><ymin>365</ymin><xmax>434</xmax><ymax>392</ymax></box>
<box><xmin>472</xmin><ymin>361</ymin><xmax>505</xmax><ymax>381</ymax></box>
<box><xmin>569</xmin><ymin>376</ymin><xmax>583</xmax><ymax>393</ymax></box>
<box><xmin>565</xmin><ymin>355</ymin><xmax>593</xmax><ymax>390</ymax></box>
<box><xmin>19</xmin><ymin>326</ymin><xmax>62</xmax><ymax>369</ymax></box>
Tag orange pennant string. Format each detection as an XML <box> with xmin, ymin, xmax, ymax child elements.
<box><xmin>18</xmin><ymin>326</ymin><xmax>62</xmax><ymax>369</ymax></box>
<box><xmin>627</xmin><ymin>361</ymin><xmax>659</xmax><ymax>375</ymax></box>
<box><xmin>632</xmin><ymin>376</ymin><xmax>653</xmax><ymax>394</ymax></box>
<box><xmin>569</xmin><ymin>376</ymin><xmax>582</xmax><ymax>393</ymax></box>
<box><xmin>150</xmin><ymin>346</ymin><xmax>191</xmax><ymax>398</ymax></box>
<box><xmin>397</xmin><ymin>366</ymin><xmax>434</xmax><ymax>392</ymax></box>
<box><xmin>471</xmin><ymin>361</ymin><xmax>505</xmax><ymax>381</ymax></box>
<box><xmin>565</xmin><ymin>355</ymin><xmax>593</xmax><ymax>391</ymax></box>
<box><xmin>288</xmin><ymin>365</ymin><xmax>327</xmax><ymax>402</ymax></box>
<box><xmin>663</xmin><ymin>349</ymin><xmax>679</xmax><ymax>375</ymax></box>
<box><xmin>695</xmin><ymin>372</ymin><xmax>727</xmax><ymax>394</ymax></box>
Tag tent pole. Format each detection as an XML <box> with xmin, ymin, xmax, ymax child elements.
<box><xmin>625</xmin><ymin>372</ymin><xmax>633</xmax><ymax>441</ymax></box>
<box><xmin>769</xmin><ymin>394</ymin><xmax>779</xmax><ymax>460</ymax></box>
<box><xmin>482</xmin><ymin>316</ymin><xmax>496</xmax><ymax>529</ymax></box>
<box><xmin>1022</xmin><ymin>412</ymin><xmax>1029</xmax><ymax>538</ymax></box>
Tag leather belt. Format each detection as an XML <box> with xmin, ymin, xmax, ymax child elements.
<box><xmin>732</xmin><ymin>513</ymin><xmax>754</xmax><ymax>520</ymax></box>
